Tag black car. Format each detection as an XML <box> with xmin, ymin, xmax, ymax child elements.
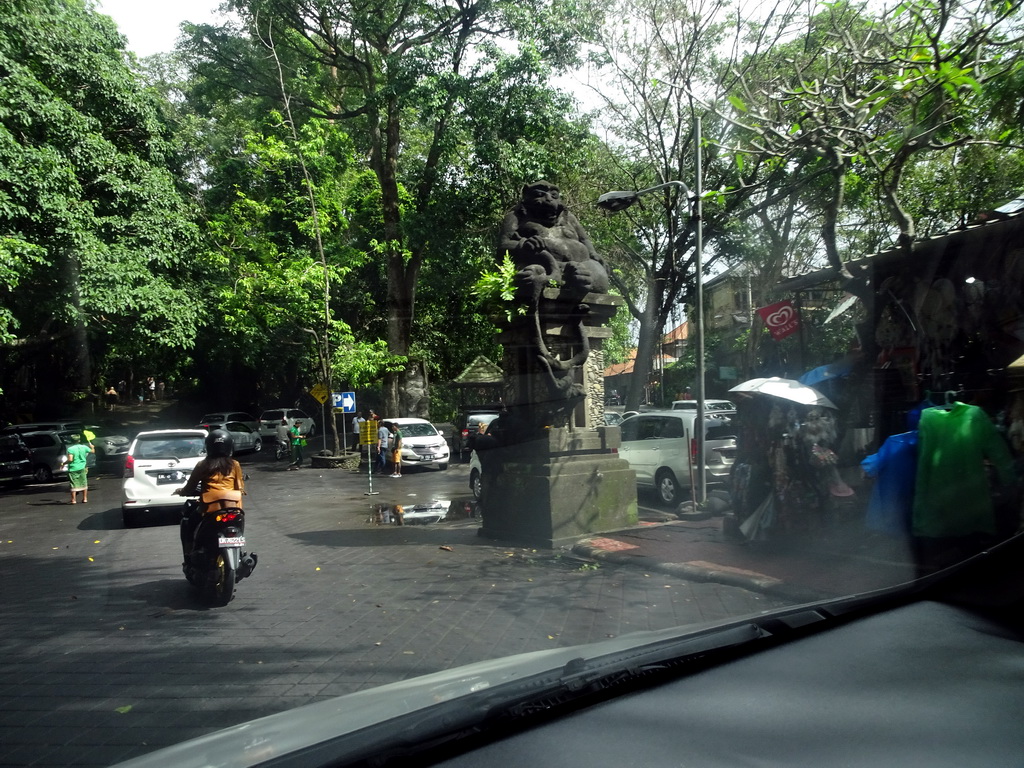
<box><xmin>453</xmin><ymin>406</ymin><xmax>502</xmax><ymax>460</ymax></box>
<box><xmin>0</xmin><ymin>433</ymin><xmax>32</xmax><ymax>482</ymax></box>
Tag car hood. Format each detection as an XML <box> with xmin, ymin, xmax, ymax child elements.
<box><xmin>109</xmin><ymin>619</ymin><xmax>766</xmax><ymax>768</ymax></box>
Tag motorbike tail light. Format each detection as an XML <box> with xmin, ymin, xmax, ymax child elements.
<box><xmin>216</xmin><ymin>511</ymin><xmax>241</xmax><ymax>523</ymax></box>
<box><xmin>124</xmin><ymin>454</ymin><xmax>134</xmax><ymax>478</ymax></box>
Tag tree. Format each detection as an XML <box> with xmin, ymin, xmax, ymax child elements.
<box><xmin>0</xmin><ymin>0</ymin><xmax>202</xmax><ymax>414</ymax></box>
<box><xmin>577</xmin><ymin>0</ymin><xmax>805</xmax><ymax>411</ymax></box>
<box><xmin>182</xmin><ymin>0</ymin><xmax>594</xmax><ymax>416</ymax></box>
<box><xmin>717</xmin><ymin>0</ymin><xmax>1024</xmax><ymax>271</ymax></box>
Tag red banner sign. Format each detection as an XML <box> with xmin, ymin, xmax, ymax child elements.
<box><xmin>757</xmin><ymin>300</ymin><xmax>801</xmax><ymax>341</ymax></box>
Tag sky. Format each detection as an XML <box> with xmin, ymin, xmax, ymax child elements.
<box><xmin>96</xmin><ymin>0</ymin><xmax>225</xmax><ymax>57</ymax></box>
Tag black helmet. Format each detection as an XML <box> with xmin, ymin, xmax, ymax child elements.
<box><xmin>205</xmin><ymin>428</ymin><xmax>234</xmax><ymax>458</ymax></box>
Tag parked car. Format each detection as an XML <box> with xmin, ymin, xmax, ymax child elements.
<box><xmin>121</xmin><ymin>429</ymin><xmax>208</xmax><ymax>527</ymax></box>
<box><xmin>604</xmin><ymin>411</ymin><xmax>624</xmax><ymax>426</ymax></box>
<box><xmin>385</xmin><ymin>417</ymin><xmax>450</xmax><ymax>470</ymax></box>
<box><xmin>0</xmin><ymin>433</ymin><xmax>32</xmax><ymax>483</ymax></box>
<box><xmin>199</xmin><ymin>411</ymin><xmax>259</xmax><ymax>432</ymax></box>
<box><xmin>670</xmin><ymin>398</ymin><xmax>737</xmax><ymax>414</ymax></box>
<box><xmin>258</xmin><ymin>409</ymin><xmax>316</xmax><ymax>441</ymax></box>
<box><xmin>618</xmin><ymin>411</ymin><xmax>738</xmax><ymax>506</ymax></box>
<box><xmin>1</xmin><ymin>419</ymin><xmax>84</xmax><ymax>436</ymax></box>
<box><xmin>18</xmin><ymin>430</ymin><xmax>77</xmax><ymax>483</ymax></box>
<box><xmin>193</xmin><ymin>420</ymin><xmax>263</xmax><ymax>454</ymax></box>
<box><xmin>453</xmin><ymin>406</ymin><xmax>502</xmax><ymax>459</ymax></box>
<box><xmin>82</xmin><ymin>424</ymin><xmax>132</xmax><ymax>463</ymax></box>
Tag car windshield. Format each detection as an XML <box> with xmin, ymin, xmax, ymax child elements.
<box><xmin>133</xmin><ymin>436</ymin><xmax>206</xmax><ymax>460</ymax></box>
<box><xmin>398</xmin><ymin>423</ymin><xmax>439</xmax><ymax>437</ymax></box>
<box><xmin>5</xmin><ymin>2</ymin><xmax>1024</xmax><ymax>765</ymax></box>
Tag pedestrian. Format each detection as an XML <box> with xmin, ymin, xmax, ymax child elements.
<box><xmin>377</xmin><ymin>419</ymin><xmax>391</xmax><ymax>474</ymax></box>
<box><xmin>156</xmin><ymin>380</ymin><xmax>165</xmax><ymax>400</ymax></box>
<box><xmin>390</xmin><ymin>422</ymin><xmax>403</xmax><ymax>478</ymax></box>
<box><xmin>65</xmin><ymin>434</ymin><xmax>94</xmax><ymax>504</ymax></box>
<box><xmin>351</xmin><ymin>411</ymin><xmax>367</xmax><ymax>452</ymax></box>
<box><xmin>118</xmin><ymin>379</ymin><xmax>127</xmax><ymax>403</ymax></box>
<box><xmin>148</xmin><ymin>377</ymin><xmax>156</xmax><ymax>401</ymax></box>
<box><xmin>289</xmin><ymin>419</ymin><xmax>306</xmax><ymax>469</ymax></box>
<box><xmin>105</xmin><ymin>386</ymin><xmax>118</xmax><ymax>411</ymax></box>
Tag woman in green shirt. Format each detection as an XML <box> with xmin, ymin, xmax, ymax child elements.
<box><xmin>65</xmin><ymin>433</ymin><xmax>94</xmax><ymax>504</ymax></box>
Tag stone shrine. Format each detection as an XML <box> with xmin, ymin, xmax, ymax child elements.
<box><xmin>476</xmin><ymin>182</ymin><xmax>638</xmax><ymax>547</ymax></box>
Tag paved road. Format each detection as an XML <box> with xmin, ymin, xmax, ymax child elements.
<box><xmin>0</xmin><ymin>451</ymin><xmax>782</xmax><ymax>767</ymax></box>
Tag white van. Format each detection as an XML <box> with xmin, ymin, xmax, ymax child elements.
<box><xmin>618</xmin><ymin>411</ymin><xmax>737</xmax><ymax>506</ymax></box>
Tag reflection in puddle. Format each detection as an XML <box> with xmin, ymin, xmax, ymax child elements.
<box><xmin>369</xmin><ymin>500</ymin><xmax>479</xmax><ymax>526</ymax></box>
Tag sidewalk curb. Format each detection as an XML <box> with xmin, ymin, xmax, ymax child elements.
<box><xmin>572</xmin><ymin>538</ymin><xmax>829</xmax><ymax>604</ymax></box>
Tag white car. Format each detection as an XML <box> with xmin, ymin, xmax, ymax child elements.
<box><xmin>670</xmin><ymin>398</ymin><xmax>737</xmax><ymax>414</ymax></box>
<box><xmin>122</xmin><ymin>429</ymin><xmax>208</xmax><ymax>527</ymax></box>
<box><xmin>618</xmin><ymin>411</ymin><xmax>737</xmax><ymax>506</ymax></box>
<box><xmin>258</xmin><ymin>408</ymin><xmax>316</xmax><ymax>440</ymax></box>
<box><xmin>385</xmin><ymin>417</ymin><xmax>450</xmax><ymax>470</ymax></box>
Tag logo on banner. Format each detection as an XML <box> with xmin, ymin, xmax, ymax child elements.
<box><xmin>757</xmin><ymin>300</ymin><xmax>800</xmax><ymax>341</ymax></box>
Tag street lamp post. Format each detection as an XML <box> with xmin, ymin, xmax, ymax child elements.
<box><xmin>596</xmin><ymin>120</ymin><xmax>706</xmax><ymax>505</ymax></box>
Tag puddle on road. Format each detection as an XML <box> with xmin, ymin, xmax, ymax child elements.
<box><xmin>367</xmin><ymin>500</ymin><xmax>480</xmax><ymax>526</ymax></box>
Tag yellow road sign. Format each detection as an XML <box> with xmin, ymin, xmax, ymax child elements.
<box><xmin>309</xmin><ymin>383</ymin><xmax>329</xmax><ymax>404</ymax></box>
<box><xmin>360</xmin><ymin>420</ymin><xmax>379</xmax><ymax>446</ymax></box>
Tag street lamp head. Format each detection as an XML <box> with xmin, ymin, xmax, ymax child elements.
<box><xmin>595</xmin><ymin>191</ymin><xmax>639</xmax><ymax>212</ymax></box>
<box><xmin>597</xmin><ymin>181</ymin><xmax>693</xmax><ymax>213</ymax></box>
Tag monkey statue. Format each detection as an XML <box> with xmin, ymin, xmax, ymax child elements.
<box><xmin>498</xmin><ymin>181</ymin><xmax>610</xmax><ymax>304</ymax></box>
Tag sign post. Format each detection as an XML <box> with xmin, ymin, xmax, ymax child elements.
<box><xmin>310</xmin><ymin>383</ymin><xmax>330</xmax><ymax>455</ymax></box>
<box><xmin>361</xmin><ymin>419</ymin><xmax>379</xmax><ymax>496</ymax></box>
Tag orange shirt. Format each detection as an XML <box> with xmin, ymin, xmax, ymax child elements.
<box><xmin>182</xmin><ymin>459</ymin><xmax>244</xmax><ymax>495</ymax></box>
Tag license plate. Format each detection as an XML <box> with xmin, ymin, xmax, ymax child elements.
<box><xmin>419</xmin><ymin>454</ymin><xmax>435</xmax><ymax>460</ymax></box>
<box><xmin>156</xmin><ymin>471</ymin><xmax>187</xmax><ymax>485</ymax></box>
<box><xmin>218</xmin><ymin>536</ymin><xmax>245</xmax><ymax>547</ymax></box>
<box><xmin>3</xmin><ymin>462</ymin><xmax>21</xmax><ymax>470</ymax></box>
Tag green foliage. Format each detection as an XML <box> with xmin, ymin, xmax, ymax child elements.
<box><xmin>472</xmin><ymin>252</ymin><xmax>524</xmax><ymax>323</ymax></box>
<box><xmin>0</xmin><ymin>0</ymin><xmax>203</xmax><ymax>409</ymax></box>
<box><xmin>193</xmin><ymin>112</ymin><xmax>363</xmax><ymax>395</ymax></box>
<box><xmin>333</xmin><ymin>337</ymin><xmax>407</xmax><ymax>390</ymax></box>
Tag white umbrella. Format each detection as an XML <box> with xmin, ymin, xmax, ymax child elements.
<box><xmin>729</xmin><ymin>377</ymin><xmax>838</xmax><ymax>409</ymax></box>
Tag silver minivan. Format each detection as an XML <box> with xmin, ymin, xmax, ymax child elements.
<box><xmin>618</xmin><ymin>411</ymin><xmax>737</xmax><ymax>506</ymax></box>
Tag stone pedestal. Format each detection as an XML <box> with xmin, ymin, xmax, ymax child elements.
<box><xmin>477</xmin><ymin>425</ymin><xmax>637</xmax><ymax>548</ymax></box>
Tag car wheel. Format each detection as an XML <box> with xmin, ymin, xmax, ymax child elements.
<box><xmin>655</xmin><ymin>469</ymin><xmax>681</xmax><ymax>507</ymax></box>
<box><xmin>306</xmin><ymin>424</ymin><xmax>315</xmax><ymax>438</ymax></box>
<box><xmin>470</xmin><ymin>469</ymin><xmax>482</xmax><ymax>500</ymax></box>
<box><xmin>252</xmin><ymin>437</ymin><xmax>263</xmax><ymax>453</ymax></box>
<box><xmin>33</xmin><ymin>464</ymin><xmax>53</xmax><ymax>484</ymax></box>
<box><xmin>437</xmin><ymin>462</ymin><xmax>448</xmax><ymax>471</ymax></box>
<box><xmin>122</xmin><ymin>508</ymin><xmax>138</xmax><ymax>528</ymax></box>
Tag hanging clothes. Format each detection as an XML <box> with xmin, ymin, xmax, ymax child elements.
<box><xmin>912</xmin><ymin>403</ymin><xmax>1016</xmax><ymax>538</ymax></box>
<box><xmin>861</xmin><ymin>431</ymin><xmax>917</xmax><ymax>536</ymax></box>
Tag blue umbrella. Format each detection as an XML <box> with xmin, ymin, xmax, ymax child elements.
<box><xmin>798</xmin><ymin>360</ymin><xmax>854</xmax><ymax>387</ymax></box>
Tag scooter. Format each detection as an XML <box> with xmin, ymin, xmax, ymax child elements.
<box><xmin>274</xmin><ymin>437</ymin><xmax>291</xmax><ymax>461</ymax></box>
<box><xmin>178</xmin><ymin>488</ymin><xmax>257</xmax><ymax>605</ymax></box>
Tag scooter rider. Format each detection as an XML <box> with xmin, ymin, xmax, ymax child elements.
<box><xmin>175</xmin><ymin>428</ymin><xmax>245</xmax><ymax>563</ymax></box>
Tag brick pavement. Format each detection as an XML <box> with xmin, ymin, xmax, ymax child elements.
<box><xmin>0</xmin><ymin>460</ymin><xmax>785</xmax><ymax>767</ymax></box>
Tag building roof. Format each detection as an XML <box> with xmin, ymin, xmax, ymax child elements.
<box><xmin>603</xmin><ymin>323</ymin><xmax>688</xmax><ymax>377</ymax></box>
<box><xmin>452</xmin><ymin>355</ymin><xmax>504</xmax><ymax>386</ymax></box>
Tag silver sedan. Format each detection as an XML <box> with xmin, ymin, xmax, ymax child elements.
<box><xmin>192</xmin><ymin>421</ymin><xmax>263</xmax><ymax>454</ymax></box>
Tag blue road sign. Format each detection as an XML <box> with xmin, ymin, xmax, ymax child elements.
<box><xmin>333</xmin><ymin>392</ymin><xmax>357</xmax><ymax>413</ymax></box>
